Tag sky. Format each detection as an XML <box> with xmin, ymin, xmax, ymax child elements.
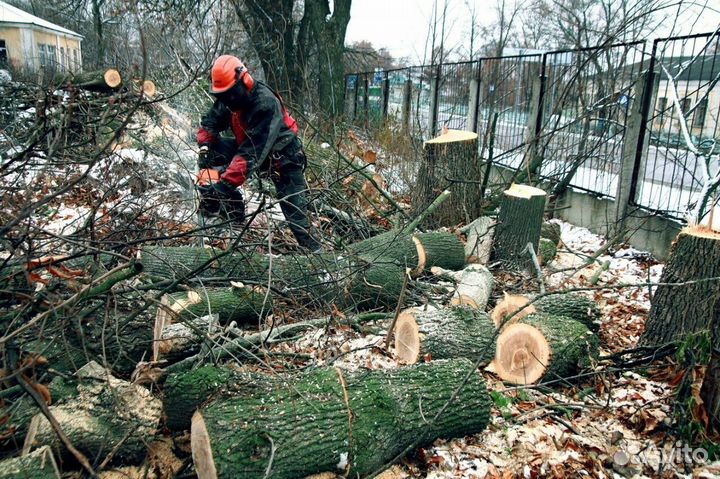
<box><xmin>344</xmin><ymin>0</ymin><xmax>720</xmax><ymax>64</ymax></box>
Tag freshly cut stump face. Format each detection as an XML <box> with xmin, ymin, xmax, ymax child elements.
<box><xmin>104</xmin><ymin>69</ymin><xmax>122</xmax><ymax>88</ymax></box>
<box><xmin>191</xmin><ymin>411</ymin><xmax>218</xmax><ymax>479</ymax></box>
<box><xmin>491</xmin><ymin>294</ymin><xmax>536</xmax><ymax>328</ymax></box>
<box><xmin>494</xmin><ymin>323</ymin><xmax>550</xmax><ymax>384</ymax></box>
<box><xmin>394</xmin><ymin>311</ymin><xmax>421</xmax><ymax>364</ymax></box>
<box><xmin>424</xmin><ymin>129</ymin><xmax>478</xmax><ymax>144</ymax></box>
<box><xmin>505</xmin><ymin>183</ymin><xmax>547</xmax><ymax>199</ymax></box>
<box><xmin>450</xmin><ymin>294</ymin><xmax>480</xmax><ymax>309</ymax></box>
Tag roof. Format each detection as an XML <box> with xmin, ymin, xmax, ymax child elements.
<box><xmin>621</xmin><ymin>55</ymin><xmax>720</xmax><ymax>82</ymax></box>
<box><xmin>0</xmin><ymin>1</ymin><xmax>82</xmax><ymax>39</ymax></box>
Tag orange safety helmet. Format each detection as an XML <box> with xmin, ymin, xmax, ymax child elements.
<box><xmin>210</xmin><ymin>55</ymin><xmax>254</xmax><ymax>94</ymax></box>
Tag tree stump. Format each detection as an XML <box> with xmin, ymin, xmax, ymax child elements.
<box><xmin>492</xmin><ymin>184</ymin><xmax>547</xmax><ymax>270</ymax></box>
<box><xmin>394</xmin><ymin>306</ymin><xmax>496</xmax><ymax>364</ymax></box>
<box><xmin>641</xmin><ymin>226</ymin><xmax>720</xmax><ymax>346</ymax></box>
<box><xmin>494</xmin><ymin>314</ymin><xmax>599</xmax><ymax>385</ymax></box>
<box><xmin>190</xmin><ymin>360</ymin><xmax>491</xmax><ymax>479</ymax></box>
<box><xmin>412</xmin><ymin>129</ymin><xmax>481</xmax><ymax>227</ymax></box>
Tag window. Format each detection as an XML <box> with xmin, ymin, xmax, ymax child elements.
<box><xmin>72</xmin><ymin>49</ymin><xmax>78</xmax><ymax>70</ymax></box>
<box><xmin>38</xmin><ymin>44</ymin><xmax>57</xmax><ymax>71</ymax></box>
<box><xmin>60</xmin><ymin>47</ymin><xmax>65</xmax><ymax>72</ymax></box>
<box><xmin>657</xmin><ymin>97</ymin><xmax>668</xmax><ymax>113</ymax></box>
<box><xmin>680</xmin><ymin>97</ymin><xmax>691</xmax><ymax>113</ymax></box>
<box><xmin>693</xmin><ymin>98</ymin><xmax>708</xmax><ymax>129</ymax></box>
<box><xmin>38</xmin><ymin>44</ymin><xmax>48</xmax><ymax>67</ymax></box>
<box><xmin>0</xmin><ymin>40</ymin><xmax>7</xmax><ymax>64</ymax></box>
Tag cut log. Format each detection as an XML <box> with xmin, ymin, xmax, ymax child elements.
<box><xmin>348</xmin><ymin>231</ymin><xmax>466</xmax><ymax>275</ymax></box>
<box><xmin>394</xmin><ymin>307</ymin><xmax>496</xmax><ymax>364</ymax></box>
<box><xmin>131</xmin><ymin>78</ymin><xmax>156</xmax><ymax>98</ymax></box>
<box><xmin>153</xmin><ymin>314</ymin><xmax>219</xmax><ymax>364</ymax></box>
<box><xmin>191</xmin><ymin>359</ymin><xmax>491</xmax><ymax>479</ymax></box>
<box><xmin>493</xmin><ymin>184</ymin><xmax>547</xmax><ymax>270</ymax></box>
<box><xmin>461</xmin><ymin>216</ymin><xmax>494</xmax><ymax>264</ymax></box>
<box><xmin>0</xmin><ymin>446</ymin><xmax>60</xmax><ymax>479</ymax></box>
<box><xmin>490</xmin><ymin>293</ymin><xmax>537</xmax><ymax>328</ymax></box>
<box><xmin>494</xmin><ymin>314</ymin><xmax>599</xmax><ymax>385</ymax></box>
<box><xmin>139</xmin><ymin>247</ymin><xmax>405</xmax><ymax>311</ymax></box>
<box><xmin>641</xmin><ymin>226</ymin><xmax>720</xmax><ymax>346</ymax></box>
<box><xmin>60</xmin><ymin>68</ymin><xmax>123</xmax><ymax>91</ymax></box>
<box><xmin>533</xmin><ymin>293</ymin><xmax>602</xmax><ymax>332</ymax></box>
<box><xmin>155</xmin><ymin>283</ymin><xmax>271</xmax><ymax>330</ymax></box>
<box><xmin>24</xmin><ymin>361</ymin><xmax>161</xmax><ymax>464</ymax></box>
<box><xmin>431</xmin><ymin>264</ymin><xmax>494</xmax><ymax>309</ymax></box>
<box><xmin>412</xmin><ymin>129</ymin><xmax>481</xmax><ymax>227</ymax></box>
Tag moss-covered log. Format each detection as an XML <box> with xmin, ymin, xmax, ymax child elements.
<box><xmin>540</xmin><ymin>222</ymin><xmax>562</xmax><ymax>247</ymax></box>
<box><xmin>412</xmin><ymin>129</ymin><xmax>481</xmax><ymax>227</ymax></box>
<box><xmin>394</xmin><ymin>307</ymin><xmax>496</xmax><ymax>364</ymax></box>
<box><xmin>641</xmin><ymin>226</ymin><xmax>720</xmax><ymax>346</ymax></box>
<box><xmin>492</xmin><ymin>184</ymin><xmax>547</xmax><ymax>270</ymax></box>
<box><xmin>0</xmin><ymin>446</ymin><xmax>61</xmax><ymax>479</ymax></box>
<box><xmin>494</xmin><ymin>314</ymin><xmax>599</xmax><ymax>385</ymax></box>
<box><xmin>24</xmin><ymin>362</ymin><xmax>161</xmax><ymax>464</ymax></box>
<box><xmin>156</xmin><ymin>284</ymin><xmax>271</xmax><ymax>330</ymax></box>
<box><xmin>534</xmin><ymin>293</ymin><xmax>602</xmax><ymax>332</ymax></box>
<box><xmin>139</xmin><ymin>247</ymin><xmax>405</xmax><ymax>311</ymax></box>
<box><xmin>538</xmin><ymin>238</ymin><xmax>558</xmax><ymax>265</ymax></box>
<box><xmin>191</xmin><ymin>359</ymin><xmax>491</xmax><ymax>479</ymax></box>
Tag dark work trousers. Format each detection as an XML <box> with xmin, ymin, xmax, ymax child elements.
<box><xmin>202</xmin><ymin>138</ymin><xmax>320</xmax><ymax>251</ymax></box>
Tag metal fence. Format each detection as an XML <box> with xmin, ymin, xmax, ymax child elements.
<box><xmin>345</xmin><ymin>32</ymin><xmax>720</xmax><ymax>222</ymax></box>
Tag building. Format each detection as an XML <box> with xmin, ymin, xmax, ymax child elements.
<box><xmin>0</xmin><ymin>0</ymin><xmax>82</xmax><ymax>73</ymax></box>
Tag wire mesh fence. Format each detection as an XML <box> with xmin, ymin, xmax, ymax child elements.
<box><xmin>345</xmin><ymin>32</ymin><xmax>720</xmax><ymax>221</ymax></box>
<box><xmin>631</xmin><ymin>32</ymin><xmax>720</xmax><ymax>218</ymax></box>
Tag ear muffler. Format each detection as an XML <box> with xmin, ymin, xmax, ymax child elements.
<box><xmin>237</xmin><ymin>67</ymin><xmax>255</xmax><ymax>91</ymax></box>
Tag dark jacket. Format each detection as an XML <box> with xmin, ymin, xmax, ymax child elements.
<box><xmin>197</xmin><ymin>81</ymin><xmax>299</xmax><ymax>186</ymax></box>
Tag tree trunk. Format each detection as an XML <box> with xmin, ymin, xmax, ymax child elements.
<box><xmin>139</xmin><ymin>247</ymin><xmax>407</xmax><ymax>311</ymax></box>
<box><xmin>430</xmin><ymin>264</ymin><xmax>494</xmax><ymax>310</ymax></box>
<box><xmin>155</xmin><ymin>284</ymin><xmax>271</xmax><ymax>330</ymax></box>
<box><xmin>394</xmin><ymin>307</ymin><xmax>496</xmax><ymax>364</ymax></box>
<box><xmin>461</xmin><ymin>216</ymin><xmax>495</xmax><ymax>264</ymax></box>
<box><xmin>58</xmin><ymin>69</ymin><xmax>122</xmax><ymax>91</ymax></box>
<box><xmin>494</xmin><ymin>314</ymin><xmax>599</xmax><ymax>385</ymax></box>
<box><xmin>24</xmin><ymin>362</ymin><xmax>161</xmax><ymax>465</ymax></box>
<box><xmin>348</xmin><ymin>231</ymin><xmax>466</xmax><ymax>275</ymax></box>
<box><xmin>493</xmin><ymin>184</ymin><xmax>547</xmax><ymax>270</ymax></box>
<box><xmin>0</xmin><ymin>446</ymin><xmax>60</xmax><ymax>479</ymax></box>
<box><xmin>641</xmin><ymin>226</ymin><xmax>720</xmax><ymax>346</ymax></box>
<box><xmin>413</xmin><ymin>130</ymin><xmax>481</xmax><ymax>227</ymax></box>
<box><xmin>190</xmin><ymin>360</ymin><xmax>491</xmax><ymax>479</ymax></box>
<box><xmin>701</xmin><ymin>300</ymin><xmax>720</xmax><ymax>432</ymax></box>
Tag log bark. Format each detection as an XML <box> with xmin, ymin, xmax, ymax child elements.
<box><xmin>494</xmin><ymin>314</ymin><xmax>599</xmax><ymax>385</ymax></box>
<box><xmin>24</xmin><ymin>361</ymin><xmax>161</xmax><ymax>464</ymax></box>
<box><xmin>347</xmin><ymin>231</ymin><xmax>466</xmax><ymax>275</ymax></box>
<box><xmin>153</xmin><ymin>314</ymin><xmax>218</xmax><ymax>364</ymax></box>
<box><xmin>701</xmin><ymin>300</ymin><xmax>720</xmax><ymax>432</ymax></box>
<box><xmin>533</xmin><ymin>293</ymin><xmax>602</xmax><ymax>332</ymax></box>
<box><xmin>0</xmin><ymin>446</ymin><xmax>60</xmax><ymax>479</ymax></box>
<box><xmin>155</xmin><ymin>283</ymin><xmax>271</xmax><ymax>330</ymax></box>
<box><xmin>641</xmin><ymin>226</ymin><xmax>720</xmax><ymax>346</ymax></box>
<box><xmin>432</xmin><ymin>264</ymin><xmax>494</xmax><ymax>309</ymax></box>
<box><xmin>139</xmin><ymin>246</ymin><xmax>406</xmax><ymax>310</ymax></box>
<box><xmin>493</xmin><ymin>184</ymin><xmax>547</xmax><ymax>270</ymax></box>
<box><xmin>412</xmin><ymin>129</ymin><xmax>481</xmax><ymax>227</ymax></box>
<box><xmin>60</xmin><ymin>68</ymin><xmax>123</xmax><ymax>91</ymax></box>
<box><xmin>394</xmin><ymin>307</ymin><xmax>496</xmax><ymax>364</ymax></box>
<box><xmin>190</xmin><ymin>359</ymin><xmax>491</xmax><ymax>479</ymax></box>
<box><xmin>462</xmin><ymin>216</ymin><xmax>494</xmax><ymax>264</ymax></box>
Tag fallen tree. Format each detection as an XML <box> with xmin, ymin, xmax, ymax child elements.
<box><xmin>0</xmin><ymin>446</ymin><xmax>61</xmax><ymax>479</ymax></box>
<box><xmin>190</xmin><ymin>359</ymin><xmax>491</xmax><ymax>479</ymax></box>
<box><xmin>394</xmin><ymin>306</ymin><xmax>496</xmax><ymax>364</ymax></box>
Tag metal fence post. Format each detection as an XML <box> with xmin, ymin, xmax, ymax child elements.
<box><xmin>429</xmin><ymin>65</ymin><xmax>441</xmax><ymax>136</ymax></box>
<box><xmin>615</xmin><ymin>69</ymin><xmax>653</xmax><ymax>228</ymax></box>
<box><xmin>524</xmin><ymin>56</ymin><xmax>547</xmax><ymax>165</ymax></box>
<box><xmin>352</xmin><ymin>75</ymin><xmax>360</xmax><ymax>123</ymax></box>
<box><xmin>467</xmin><ymin>77</ymin><xmax>480</xmax><ymax>133</ymax></box>
<box><xmin>402</xmin><ymin>77</ymin><xmax>412</xmax><ymax>133</ymax></box>
<box><xmin>382</xmin><ymin>71</ymin><xmax>390</xmax><ymax>120</ymax></box>
<box><xmin>363</xmin><ymin>73</ymin><xmax>369</xmax><ymax>128</ymax></box>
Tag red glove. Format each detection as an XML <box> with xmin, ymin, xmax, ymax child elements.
<box><xmin>197</xmin><ymin>127</ymin><xmax>218</xmax><ymax>146</ymax></box>
<box><xmin>221</xmin><ymin>154</ymin><xmax>249</xmax><ymax>186</ymax></box>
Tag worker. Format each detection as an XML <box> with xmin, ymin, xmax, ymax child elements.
<box><xmin>195</xmin><ymin>54</ymin><xmax>321</xmax><ymax>252</ymax></box>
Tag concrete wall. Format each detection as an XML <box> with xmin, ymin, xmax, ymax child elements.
<box><xmin>488</xmin><ymin>164</ymin><xmax>681</xmax><ymax>260</ymax></box>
